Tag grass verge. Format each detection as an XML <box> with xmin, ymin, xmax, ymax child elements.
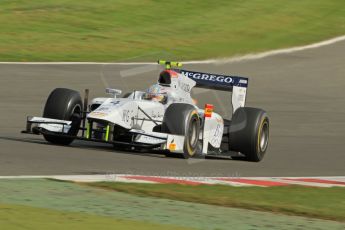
<box><xmin>0</xmin><ymin>0</ymin><xmax>344</xmax><ymax>61</ymax></box>
<box><xmin>87</xmin><ymin>182</ymin><xmax>345</xmax><ymax>222</ymax></box>
<box><xmin>0</xmin><ymin>203</ymin><xmax>193</xmax><ymax>230</ymax></box>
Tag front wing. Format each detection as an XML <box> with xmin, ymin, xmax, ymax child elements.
<box><xmin>22</xmin><ymin>116</ymin><xmax>242</xmax><ymax>158</ymax></box>
<box><xmin>22</xmin><ymin>116</ymin><xmax>187</xmax><ymax>152</ymax></box>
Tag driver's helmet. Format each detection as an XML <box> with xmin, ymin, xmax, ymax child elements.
<box><xmin>143</xmin><ymin>84</ymin><xmax>167</xmax><ymax>103</ymax></box>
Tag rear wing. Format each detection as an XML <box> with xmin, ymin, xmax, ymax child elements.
<box><xmin>178</xmin><ymin>69</ymin><xmax>248</xmax><ymax>91</ymax></box>
<box><xmin>176</xmin><ymin>69</ymin><xmax>249</xmax><ymax>113</ymax></box>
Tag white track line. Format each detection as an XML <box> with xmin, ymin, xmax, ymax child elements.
<box><xmin>0</xmin><ymin>35</ymin><xmax>344</xmax><ymax>65</ymax></box>
<box><xmin>185</xmin><ymin>35</ymin><xmax>345</xmax><ymax>64</ymax></box>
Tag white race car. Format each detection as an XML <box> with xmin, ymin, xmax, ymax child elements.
<box><xmin>22</xmin><ymin>61</ymin><xmax>269</xmax><ymax>161</ymax></box>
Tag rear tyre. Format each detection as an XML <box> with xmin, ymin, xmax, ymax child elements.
<box><xmin>162</xmin><ymin>104</ymin><xmax>200</xmax><ymax>159</ymax></box>
<box><xmin>43</xmin><ymin>88</ymin><xmax>83</xmax><ymax>145</ymax></box>
<box><xmin>229</xmin><ymin>107</ymin><xmax>269</xmax><ymax>162</ymax></box>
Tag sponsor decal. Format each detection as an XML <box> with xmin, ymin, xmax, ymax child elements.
<box><xmin>151</xmin><ymin>111</ymin><xmax>163</xmax><ymax>119</ymax></box>
<box><xmin>181</xmin><ymin>71</ymin><xmax>233</xmax><ymax>83</ymax></box>
<box><xmin>109</xmin><ymin>100</ymin><xmax>121</xmax><ymax>106</ymax></box>
<box><xmin>96</xmin><ymin>100</ymin><xmax>121</xmax><ymax>112</ymax></box>
<box><xmin>122</xmin><ymin>109</ymin><xmax>134</xmax><ymax>123</ymax></box>
<box><xmin>89</xmin><ymin>112</ymin><xmax>107</xmax><ymax>117</ymax></box>
<box><xmin>97</xmin><ymin>106</ymin><xmax>110</xmax><ymax>112</ymax></box>
<box><xmin>216</xmin><ymin>118</ymin><xmax>224</xmax><ymax>124</ymax></box>
<box><xmin>177</xmin><ymin>69</ymin><xmax>249</xmax><ymax>89</ymax></box>
<box><xmin>177</xmin><ymin>80</ymin><xmax>191</xmax><ymax>93</ymax></box>
<box><xmin>136</xmin><ymin>135</ymin><xmax>165</xmax><ymax>144</ymax></box>
<box><xmin>210</xmin><ymin>123</ymin><xmax>223</xmax><ymax>147</ymax></box>
<box><xmin>213</xmin><ymin>124</ymin><xmax>221</xmax><ymax>137</ymax></box>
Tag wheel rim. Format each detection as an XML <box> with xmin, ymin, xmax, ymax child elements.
<box><xmin>68</xmin><ymin>104</ymin><xmax>82</xmax><ymax>135</ymax></box>
<box><xmin>189</xmin><ymin>118</ymin><xmax>198</xmax><ymax>146</ymax></box>
<box><xmin>69</xmin><ymin>105</ymin><xmax>82</xmax><ymax>121</ymax></box>
<box><xmin>259</xmin><ymin>121</ymin><xmax>269</xmax><ymax>152</ymax></box>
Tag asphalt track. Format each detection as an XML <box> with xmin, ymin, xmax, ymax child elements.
<box><xmin>0</xmin><ymin>40</ymin><xmax>344</xmax><ymax>177</ymax></box>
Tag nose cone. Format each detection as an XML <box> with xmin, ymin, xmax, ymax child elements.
<box><xmin>87</xmin><ymin>98</ymin><xmax>134</xmax><ymax>129</ymax></box>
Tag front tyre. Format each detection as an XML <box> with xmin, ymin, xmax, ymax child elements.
<box><xmin>229</xmin><ymin>107</ymin><xmax>269</xmax><ymax>162</ymax></box>
<box><xmin>43</xmin><ymin>88</ymin><xmax>83</xmax><ymax>145</ymax></box>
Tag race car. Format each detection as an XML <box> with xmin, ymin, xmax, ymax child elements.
<box><xmin>22</xmin><ymin>60</ymin><xmax>269</xmax><ymax>161</ymax></box>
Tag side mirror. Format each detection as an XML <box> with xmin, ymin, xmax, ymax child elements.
<box><xmin>105</xmin><ymin>88</ymin><xmax>122</xmax><ymax>98</ymax></box>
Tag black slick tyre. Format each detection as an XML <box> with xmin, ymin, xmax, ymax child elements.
<box><xmin>42</xmin><ymin>88</ymin><xmax>82</xmax><ymax>145</ymax></box>
<box><xmin>229</xmin><ymin>107</ymin><xmax>269</xmax><ymax>162</ymax></box>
